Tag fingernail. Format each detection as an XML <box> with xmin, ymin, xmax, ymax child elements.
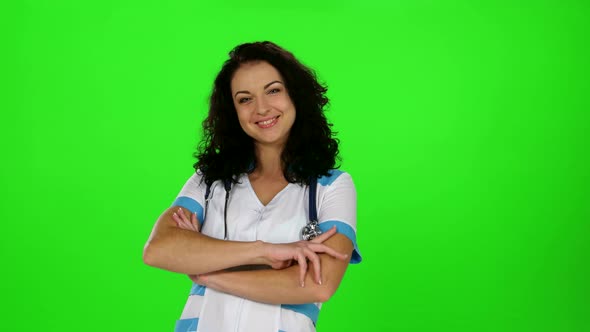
<box><xmin>173</xmin><ymin>212</ymin><xmax>177</xmax><ymax>217</ymax></box>
<box><xmin>318</xmin><ymin>279</ymin><xmax>322</xmax><ymax>285</ymax></box>
<box><xmin>301</xmin><ymin>281</ymin><xmax>305</xmax><ymax>288</ymax></box>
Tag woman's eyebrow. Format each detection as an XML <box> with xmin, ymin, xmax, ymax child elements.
<box><xmin>234</xmin><ymin>80</ymin><xmax>284</xmax><ymax>98</ymax></box>
<box><xmin>264</xmin><ymin>80</ymin><xmax>284</xmax><ymax>89</ymax></box>
<box><xmin>234</xmin><ymin>90</ymin><xmax>249</xmax><ymax>98</ymax></box>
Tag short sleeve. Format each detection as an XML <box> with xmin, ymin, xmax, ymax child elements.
<box><xmin>317</xmin><ymin>171</ymin><xmax>361</xmax><ymax>264</ymax></box>
<box><xmin>170</xmin><ymin>171</ymin><xmax>207</xmax><ymax>226</ymax></box>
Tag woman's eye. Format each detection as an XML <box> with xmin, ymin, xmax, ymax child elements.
<box><xmin>268</xmin><ymin>88</ymin><xmax>280</xmax><ymax>94</ymax></box>
<box><xmin>238</xmin><ymin>97</ymin><xmax>251</xmax><ymax>104</ymax></box>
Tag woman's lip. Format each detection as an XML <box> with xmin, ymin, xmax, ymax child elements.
<box><xmin>256</xmin><ymin>115</ymin><xmax>279</xmax><ymax>128</ymax></box>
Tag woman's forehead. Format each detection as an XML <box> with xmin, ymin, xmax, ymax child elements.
<box><xmin>231</xmin><ymin>61</ymin><xmax>284</xmax><ymax>92</ymax></box>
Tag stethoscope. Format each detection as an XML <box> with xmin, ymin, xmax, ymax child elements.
<box><xmin>202</xmin><ymin>177</ymin><xmax>322</xmax><ymax>241</ymax></box>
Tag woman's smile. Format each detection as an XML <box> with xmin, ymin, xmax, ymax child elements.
<box><xmin>256</xmin><ymin>115</ymin><xmax>280</xmax><ymax>128</ymax></box>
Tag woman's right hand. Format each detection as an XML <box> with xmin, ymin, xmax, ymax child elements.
<box><xmin>264</xmin><ymin>226</ymin><xmax>348</xmax><ymax>287</ymax></box>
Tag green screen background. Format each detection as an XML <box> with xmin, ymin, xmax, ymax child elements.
<box><xmin>2</xmin><ymin>1</ymin><xmax>589</xmax><ymax>331</ymax></box>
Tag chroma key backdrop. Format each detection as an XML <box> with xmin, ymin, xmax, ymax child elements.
<box><xmin>2</xmin><ymin>1</ymin><xmax>588</xmax><ymax>331</ymax></box>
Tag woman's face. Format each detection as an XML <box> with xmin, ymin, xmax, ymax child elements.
<box><xmin>231</xmin><ymin>61</ymin><xmax>296</xmax><ymax>149</ymax></box>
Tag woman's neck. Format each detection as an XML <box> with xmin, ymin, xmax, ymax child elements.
<box><xmin>253</xmin><ymin>143</ymin><xmax>285</xmax><ymax>179</ymax></box>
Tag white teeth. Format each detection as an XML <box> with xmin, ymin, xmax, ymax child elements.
<box><xmin>258</xmin><ymin>117</ymin><xmax>277</xmax><ymax>125</ymax></box>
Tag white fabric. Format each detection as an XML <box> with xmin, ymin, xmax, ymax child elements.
<box><xmin>180</xmin><ymin>295</ymin><xmax>204</xmax><ymax>320</ymax></box>
<box><xmin>279</xmin><ymin>308</ymin><xmax>316</xmax><ymax>332</ymax></box>
<box><xmin>174</xmin><ymin>171</ymin><xmax>357</xmax><ymax>332</ymax></box>
<box><xmin>197</xmin><ymin>288</ymin><xmax>280</xmax><ymax>332</ymax></box>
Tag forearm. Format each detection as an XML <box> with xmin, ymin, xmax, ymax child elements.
<box><xmin>206</xmin><ymin>265</ymin><xmax>326</xmax><ymax>304</ymax></box>
<box><xmin>143</xmin><ymin>207</ymin><xmax>267</xmax><ymax>274</ymax></box>
<box><xmin>205</xmin><ymin>235</ymin><xmax>353</xmax><ymax>304</ymax></box>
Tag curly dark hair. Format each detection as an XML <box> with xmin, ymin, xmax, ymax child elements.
<box><xmin>194</xmin><ymin>41</ymin><xmax>340</xmax><ymax>185</ymax></box>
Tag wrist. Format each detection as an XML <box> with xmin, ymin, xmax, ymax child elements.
<box><xmin>252</xmin><ymin>240</ymin><xmax>270</xmax><ymax>265</ymax></box>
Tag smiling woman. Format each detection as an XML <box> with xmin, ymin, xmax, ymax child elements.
<box><xmin>143</xmin><ymin>41</ymin><xmax>361</xmax><ymax>332</ymax></box>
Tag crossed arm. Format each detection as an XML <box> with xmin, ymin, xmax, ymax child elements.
<box><xmin>190</xmin><ymin>234</ymin><xmax>353</xmax><ymax>304</ymax></box>
<box><xmin>143</xmin><ymin>206</ymin><xmax>353</xmax><ymax>304</ymax></box>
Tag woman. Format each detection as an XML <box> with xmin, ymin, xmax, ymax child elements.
<box><xmin>143</xmin><ymin>41</ymin><xmax>361</xmax><ymax>332</ymax></box>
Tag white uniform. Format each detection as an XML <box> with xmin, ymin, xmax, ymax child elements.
<box><xmin>171</xmin><ymin>170</ymin><xmax>361</xmax><ymax>332</ymax></box>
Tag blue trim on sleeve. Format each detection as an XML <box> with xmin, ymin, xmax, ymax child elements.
<box><xmin>281</xmin><ymin>303</ymin><xmax>320</xmax><ymax>325</ymax></box>
<box><xmin>189</xmin><ymin>284</ymin><xmax>206</xmax><ymax>296</ymax></box>
<box><xmin>318</xmin><ymin>170</ymin><xmax>344</xmax><ymax>186</ymax></box>
<box><xmin>319</xmin><ymin>220</ymin><xmax>362</xmax><ymax>264</ymax></box>
<box><xmin>174</xmin><ymin>318</ymin><xmax>199</xmax><ymax>332</ymax></box>
<box><xmin>171</xmin><ymin>196</ymin><xmax>204</xmax><ymax>226</ymax></box>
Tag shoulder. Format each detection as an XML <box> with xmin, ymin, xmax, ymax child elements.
<box><xmin>316</xmin><ymin>170</ymin><xmax>355</xmax><ymax>199</ymax></box>
<box><xmin>185</xmin><ymin>169</ymin><xmax>206</xmax><ymax>187</ymax></box>
<box><xmin>176</xmin><ymin>170</ymin><xmax>209</xmax><ymax>197</ymax></box>
<box><xmin>317</xmin><ymin>169</ymin><xmax>354</xmax><ymax>188</ymax></box>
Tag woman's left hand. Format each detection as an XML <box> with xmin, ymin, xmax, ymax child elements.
<box><xmin>172</xmin><ymin>208</ymin><xmax>200</xmax><ymax>232</ymax></box>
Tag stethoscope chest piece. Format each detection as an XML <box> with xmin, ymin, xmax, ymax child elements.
<box><xmin>301</xmin><ymin>219</ymin><xmax>322</xmax><ymax>241</ymax></box>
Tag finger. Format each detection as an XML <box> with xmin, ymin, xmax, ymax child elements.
<box><xmin>183</xmin><ymin>219</ymin><xmax>196</xmax><ymax>231</ymax></box>
<box><xmin>177</xmin><ymin>208</ymin><xmax>190</xmax><ymax>223</ymax></box>
<box><xmin>177</xmin><ymin>210</ymin><xmax>196</xmax><ymax>230</ymax></box>
<box><xmin>304</xmin><ymin>248</ymin><xmax>322</xmax><ymax>284</ymax></box>
<box><xmin>310</xmin><ymin>226</ymin><xmax>337</xmax><ymax>244</ymax></box>
<box><xmin>309</xmin><ymin>243</ymin><xmax>349</xmax><ymax>260</ymax></box>
<box><xmin>174</xmin><ymin>212</ymin><xmax>194</xmax><ymax>230</ymax></box>
<box><xmin>181</xmin><ymin>221</ymin><xmax>193</xmax><ymax>231</ymax></box>
<box><xmin>173</xmin><ymin>213</ymin><xmax>187</xmax><ymax>227</ymax></box>
<box><xmin>296</xmin><ymin>253</ymin><xmax>307</xmax><ymax>287</ymax></box>
<box><xmin>172</xmin><ymin>212</ymin><xmax>183</xmax><ymax>225</ymax></box>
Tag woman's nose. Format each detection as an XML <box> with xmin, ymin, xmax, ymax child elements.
<box><xmin>255</xmin><ymin>96</ymin><xmax>271</xmax><ymax>115</ymax></box>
